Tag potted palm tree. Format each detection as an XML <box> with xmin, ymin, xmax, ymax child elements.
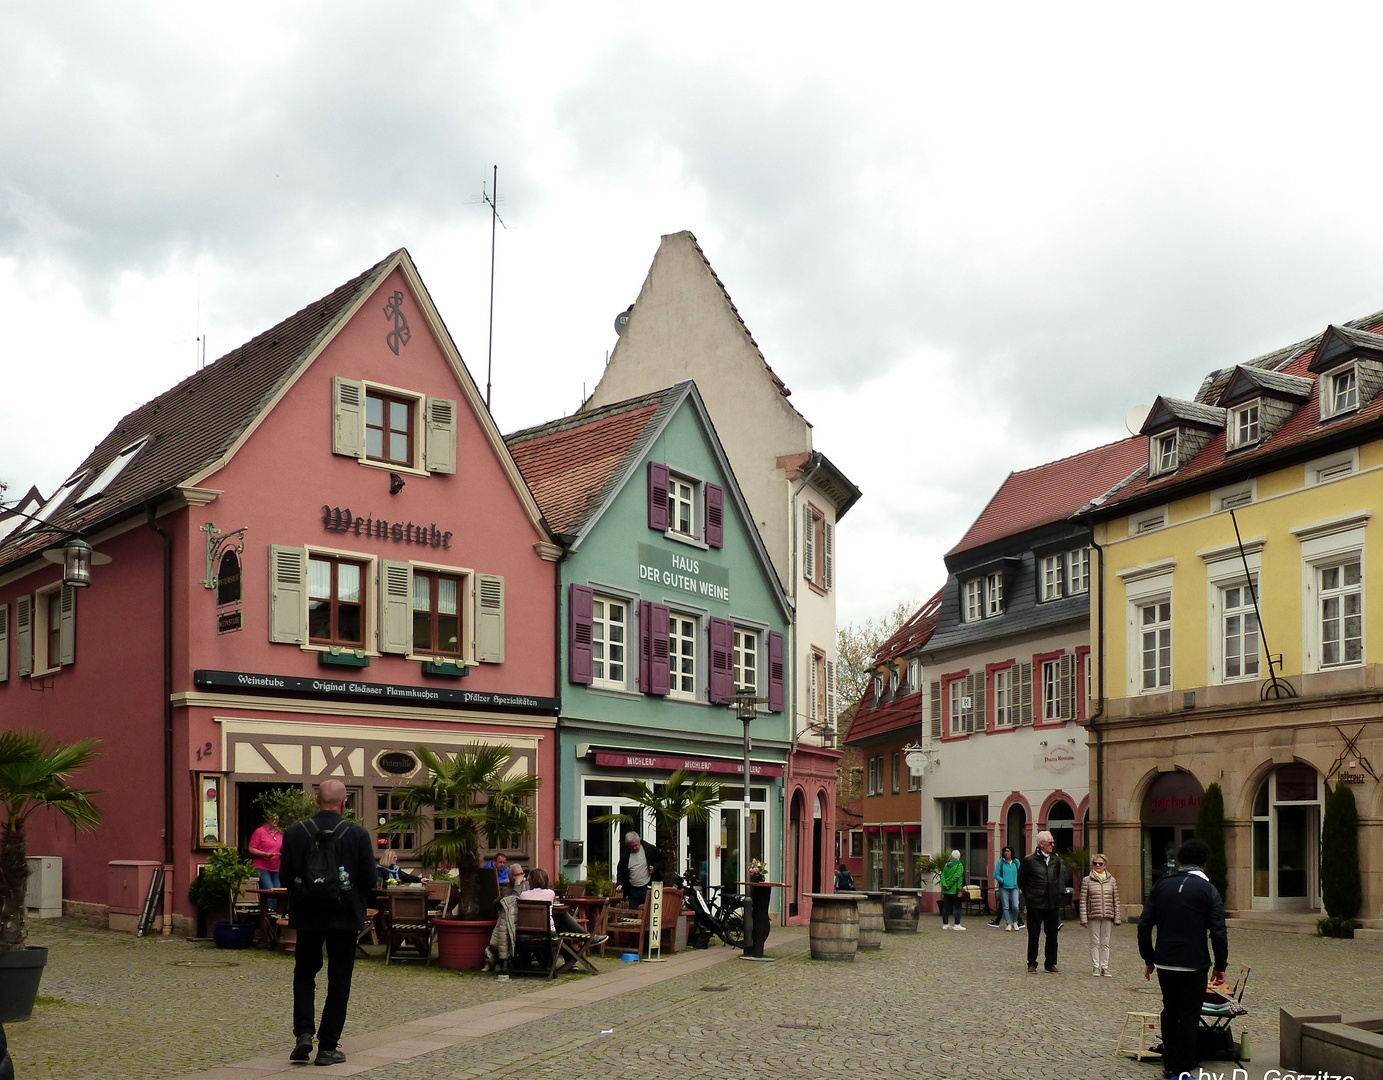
<box><xmin>382</xmin><ymin>743</ymin><xmax>540</xmax><ymax>969</ymax></box>
<box><xmin>0</xmin><ymin>731</ymin><xmax>101</xmax><ymax>1022</ymax></box>
<box><xmin>596</xmin><ymin>769</ymin><xmax>721</xmax><ymax>886</ymax></box>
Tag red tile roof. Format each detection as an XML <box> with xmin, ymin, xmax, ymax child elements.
<box><xmin>947</xmin><ymin>436</ymin><xmax>1148</xmax><ymax>557</ymax></box>
<box><xmin>0</xmin><ymin>252</ymin><xmax>398</xmax><ymax>570</ymax></box>
<box><xmin>1097</xmin><ymin>312</ymin><xmax>1383</xmax><ymax>513</ymax></box>
<box><xmin>842</xmin><ymin>587</ymin><xmax>944</xmax><ymax>744</ymax></box>
<box><xmin>505</xmin><ymin>391</ymin><xmax>673</xmax><ymax>535</ymax></box>
<box><xmin>844</xmin><ymin>690</ymin><xmax>925</xmax><ymax>745</ymax></box>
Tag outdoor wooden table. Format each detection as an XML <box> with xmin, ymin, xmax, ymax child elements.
<box><xmin>804</xmin><ymin>892</ymin><xmax>861</xmax><ymax>961</ymax></box>
<box><xmin>882</xmin><ymin>888</ymin><xmax>923</xmax><ymax>932</ymax></box>
<box><xmin>855</xmin><ymin>891</ymin><xmax>886</xmax><ymax>949</ymax></box>
<box><xmin>251</xmin><ymin>888</ymin><xmax>287</xmax><ymax>949</ymax></box>
<box><xmin>735</xmin><ymin>881</ymin><xmax>786</xmax><ymax>960</ymax></box>
<box><xmin>562</xmin><ymin>896</ymin><xmax>611</xmax><ymax>956</ymax></box>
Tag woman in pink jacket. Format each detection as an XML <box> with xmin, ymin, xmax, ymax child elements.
<box><xmin>1079</xmin><ymin>853</ymin><xmax>1121</xmax><ymax>977</ymax></box>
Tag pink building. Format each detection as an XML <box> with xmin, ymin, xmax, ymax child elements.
<box><xmin>0</xmin><ymin>250</ymin><xmax>559</xmax><ymax>932</ymax></box>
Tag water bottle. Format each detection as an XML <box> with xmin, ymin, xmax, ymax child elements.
<box><xmin>338</xmin><ymin>865</ymin><xmax>351</xmax><ymax>890</ymax></box>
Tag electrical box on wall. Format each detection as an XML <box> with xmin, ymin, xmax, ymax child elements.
<box><xmin>562</xmin><ymin>839</ymin><xmax>584</xmax><ymax>866</ymax></box>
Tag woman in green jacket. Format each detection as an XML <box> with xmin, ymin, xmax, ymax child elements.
<box><xmin>940</xmin><ymin>849</ymin><xmax>966</xmax><ymax>929</ymax></box>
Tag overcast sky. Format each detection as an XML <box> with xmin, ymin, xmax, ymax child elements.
<box><xmin>6</xmin><ymin>3</ymin><xmax>1383</xmax><ymax>626</ymax></box>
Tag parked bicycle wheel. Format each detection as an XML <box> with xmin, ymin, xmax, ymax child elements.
<box><xmin>719</xmin><ymin>895</ymin><xmax>747</xmax><ymax>948</ymax></box>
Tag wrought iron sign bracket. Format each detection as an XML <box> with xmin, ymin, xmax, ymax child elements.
<box><xmin>200</xmin><ymin>522</ymin><xmax>247</xmax><ymax>589</ymax></box>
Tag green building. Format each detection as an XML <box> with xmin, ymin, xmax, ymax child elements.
<box><xmin>508</xmin><ymin>382</ymin><xmax>793</xmax><ymax>896</ymax></box>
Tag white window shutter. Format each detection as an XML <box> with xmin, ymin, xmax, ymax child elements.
<box><xmin>802</xmin><ymin>504</ymin><xmax>815</xmax><ymax>581</ymax></box>
<box><xmin>332</xmin><ymin>377</ymin><xmax>366</xmax><ymax>459</ymax></box>
<box><xmin>476</xmin><ymin>574</ymin><xmax>505</xmax><ymax>663</ymax></box>
<box><xmin>424</xmin><ymin>397</ymin><xmax>458</xmax><ymax>474</ymax></box>
<box><xmin>823</xmin><ymin>521</ymin><xmax>834</xmax><ymax>591</ymax></box>
<box><xmin>929</xmin><ymin>680</ymin><xmax>942</xmax><ymax>739</ymax></box>
<box><xmin>808</xmin><ymin>660</ymin><xmax>818</xmax><ymax>721</ymax></box>
<box><xmin>1057</xmin><ymin>654</ymin><xmax>1073</xmax><ymax>720</ymax></box>
<box><xmin>825</xmin><ymin>660</ymin><xmax>836</xmax><ymax>725</ymax></box>
<box><xmin>973</xmin><ymin>669</ymin><xmax>985</xmax><ymax>729</ymax></box>
<box><xmin>0</xmin><ymin>604</ymin><xmax>8</xmax><ymax>682</ymax></box>
<box><xmin>58</xmin><ymin>585</ymin><xmax>77</xmax><ymax>667</ymax></box>
<box><xmin>16</xmin><ymin>595</ymin><xmax>32</xmax><ymax>677</ymax></box>
<box><xmin>379</xmin><ymin>561</ymin><xmax>412</xmax><ymax>654</ymax></box>
<box><xmin>269</xmin><ymin>546</ymin><xmax>308</xmax><ymax>644</ymax></box>
<box><xmin>1018</xmin><ymin>662</ymin><xmax>1034</xmax><ymax>725</ymax></box>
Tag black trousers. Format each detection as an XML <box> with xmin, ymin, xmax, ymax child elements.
<box><xmin>294</xmin><ymin>928</ymin><xmax>358</xmax><ymax>1050</ymax></box>
<box><xmin>1026</xmin><ymin>906</ymin><xmax>1060</xmax><ymax>968</ymax></box>
<box><xmin>1157</xmin><ymin>967</ymin><xmax>1207</xmax><ymax>1077</ymax></box>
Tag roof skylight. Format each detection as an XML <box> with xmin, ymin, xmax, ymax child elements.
<box><xmin>76</xmin><ymin>441</ymin><xmax>146</xmax><ymax>506</ymax></box>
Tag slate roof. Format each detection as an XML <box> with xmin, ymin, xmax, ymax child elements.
<box><xmin>1222</xmin><ymin>366</ymin><xmax>1314</xmax><ymax>402</ymax></box>
<box><xmin>946</xmin><ymin>436</ymin><xmax>1148</xmax><ymax>558</ymax></box>
<box><xmin>1141</xmin><ymin>397</ymin><xmax>1226</xmax><ymax>433</ymax></box>
<box><xmin>1092</xmin><ymin>308</ymin><xmax>1383</xmax><ymax>516</ymax></box>
<box><xmin>505</xmin><ymin>390</ymin><xmax>675</xmax><ymax>536</ymax></box>
<box><xmin>0</xmin><ymin>252</ymin><xmax>399</xmax><ymax>571</ymax></box>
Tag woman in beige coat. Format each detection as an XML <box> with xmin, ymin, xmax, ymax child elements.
<box><xmin>1079</xmin><ymin>854</ymin><xmax>1120</xmax><ymax>976</ymax></box>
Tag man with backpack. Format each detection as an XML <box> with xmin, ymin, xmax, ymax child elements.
<box><xmin>280</xmin><ymin>779</ymin><xmax>375</xmax><ymax>1067</ymax></box>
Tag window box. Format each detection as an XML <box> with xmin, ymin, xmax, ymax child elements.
<box><xmin>318</xmin><ymin>649</ymin><xmax>370</xmax><ymax>669</ymax></box>
<box><xmin>421</xmin><ymin>658</ymin><xmax>470</xmax><ymax>678</ymax></box>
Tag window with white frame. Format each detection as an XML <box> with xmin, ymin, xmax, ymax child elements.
<box><xmin>669</xmin><ymin>613</ymin><xmax>698</xmax><ymax>698</ymax></box>
<box><xmin>28</xmin><ymin>582</ymin><xmax>76</xmax><ymax>675</ymax></box>
<box><xmin>1221</xmin><ymin>582</ymin><xmax>1260</xmax><ymax>680</ymax></box>
<box><xmin>963</xmin><ymin>578</ymin><xmax>983</xmax><ymax>622</ymax></box>
<box><xmin>985</xmin><ymin>572</ymin><xmax>1004</xmax><ymax>616</ymax></box>
<box><xmin>888</xmin><ymin>668</ymin><xmax>899</xmax><ymax>696</ymax></box>
<box><xmin>667</xmin><ymin>475</ymin><xmax>697</xmax><ymax>537</ymax></box>
<box><xmin>733</xmin><ymin>627</ymin><xmax>758</xmax><ymax>693</ymax></box>
<box><xmin>1041</xmin><ymin>659</ymin><xmax>1061</xmax><ymax>720</ymax></box>
<box><xmin>1067</xmin><ymin>548</ymin><xmax>1090</xmax><ymax>594</ymax></box>
<box><xmin>866</xmin><ymin>755</ymin><xmax>884</xmax><ymax>796</ymax></box>
<box><xmin>1140</xmin><ymin>600</ymin><xmax>1173</xmax><ymax>691</ymax></box>
<box><xmin>993</xmin><ymin>666</ymin><xmax>1014</xmax><ymax>727</ymax></box>
<box><xmin>949</xmin><ymin>679</ymin><xmax>966</xmax><ymax>735</ymax></box>
<box><xmin>1151</xmin><ymin>432</ymin><xmax>1178</xmax><ymax>475</ymax></box>
<box><xmin>802</xmin><ymin>504</ymin><xmax>834</xmax><ymax>591</ymax></box>
<box><xmin>1040</xmin><ymin>555</ymin><xmax>1063</xmax><ymax>601</ymax></box>
<box><xmin>907</xmin><ymin>657</ymin><xmax>921</xmax><ymax>691</ymax></box>
<box><xmin>1319</xmin><ymin>559</ymin><xmax>1363</xmax><ymax>667</ymax></box>
<box><xmin>1325</xmin><ymin>367</ymin><xmax>1359</xmax><ymax>418</ymax></box>
<box><xmin>1230</xmin><ymin>403</ymin><xmax>1260</xmax><ymax>448</ymax></box>
<box><xmin>591</xmin><ymin>596</ymin><xmax>628</xmax><ymax>689</ymax></box>
<box><xmin>891</xmin><ymin>751</ymin><xmax>900</xmax><ymax>795</ymax></box>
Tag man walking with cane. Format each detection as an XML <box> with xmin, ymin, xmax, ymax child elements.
<box><xmin>1138</xmin><ymin>838</ymin><xmax>1229</xmax><ymax>1080</ymax></box>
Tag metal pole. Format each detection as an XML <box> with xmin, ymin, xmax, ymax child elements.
<box><xmin>485</xmin><ymin>165</ymin><xmax>497</xmax><ymax>410</ymax></box>
<box><xmin>742</xmin><ymin>716</ymin><xmax>752</xmax><ymax>881</ymax></box>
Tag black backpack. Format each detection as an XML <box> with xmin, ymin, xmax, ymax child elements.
<box><xmin>291</xmin><ymin>819</ymin><xmax>353</xmax><ymax>910</ymax></box>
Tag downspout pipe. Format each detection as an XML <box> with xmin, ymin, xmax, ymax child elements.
<box><xmin>785</xmin><ymin>457</ymin><xmax>821</xmax><ymax>921</ymax></box>
<box><xmin>146</xmin><ymin>504</ymin><xmax>175</xmax><ymax>869</ymax></box>
<box><xmin>1087</xmin><ymin>524</ymin><xmax>1107</xmax><ymax>855</ymax></box>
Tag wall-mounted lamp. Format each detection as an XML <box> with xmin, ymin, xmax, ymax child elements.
<box><xmin>36</xmin><ymin>534</ymin><xmax>113</xmax><ymax>588</ymax></box>
<box><xmin>389</xmin><ymin>472</ymin><xmax>406</xmax><ymax>495</ymax></box>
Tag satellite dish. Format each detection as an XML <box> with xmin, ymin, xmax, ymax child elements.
<box><xmin>1125</xmin><ymin>405</ymin><xmax>1152</xmax><ymax>435</ymax></box>
<box><xmin>614</xmin><ymin>304</ymin><xmax>634</xmax><ymax>336</ymax></box>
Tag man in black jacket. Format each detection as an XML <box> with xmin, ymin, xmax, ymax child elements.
<box><xmin>1138</xmin><ymin>839</ymin><xmax>1229</xmax><ymax>1080</ymax></box>
<box><xmin>280</xmin><ymin>779</ymin><xmax>376</xmax><ymax>1067</ymax></box>
<box><xmin>1016</xmin><ymin>830</ymin><xmax>1068</xmax><ymax>973</ymax></box>
<box><xmin>615</xmin><ymin>832</ymin><xmax>664</xmax><ymax>908</ymax></box>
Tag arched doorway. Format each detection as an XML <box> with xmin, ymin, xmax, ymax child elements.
<box><xmin>1252</xmin><ymin>762</ymin><xmax>1322</xmax><ymax>911</ymax></box>
<box><xmin>1047</xmin><ymin>801</ymin><xmax>1074</xmax><ymax>854</ymax></box>
<box><xmin>1005</xmin><ymin>803</ymin><xmax>1027</xmax><ymax>856</ymax></box>
<box><xmin>811</xmin><ymin>793</ymin><xmax>825</xmax><ymax>895</ymax></box>
<box><xmin>1140</xmin><ymin>771</ymin><xmax>1203</xmax><ymax>898</ymax></box>
<box><xmin>789</xmin><ymin>791</ymin><xmax>804</xmax><ymax>916</ymax></box>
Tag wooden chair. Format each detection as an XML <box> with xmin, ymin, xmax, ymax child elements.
<box><xmin>606</xmin><ymin>888</ymin><xmax>683</xmax><ymax>957</ymax></box>
<box><xmin>510</xmin><ymin>899</ymin><xmax>560</xmax><ymax>979</ymax></box>
<box><xmin>424</xmin><ymin>881</ymin><xmax>453</xmax><ymax>919</ymax></box>
<box><xmin>565</xmin><ymin>882</ymin><xmax>586</xmax><ymax>898</ymax></box>
<box><xmin>383</xmin><ymin>892</ymin><xmax>432</xmax><ymax>965</ymax></box>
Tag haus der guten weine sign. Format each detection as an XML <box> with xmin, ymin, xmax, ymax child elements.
<box><xmin>637</xmin><ymin>542</ymin><xmax>730</xmax><ymax>604</ymax></box>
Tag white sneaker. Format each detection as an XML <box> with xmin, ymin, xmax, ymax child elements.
<box><xmin>941</xmin><ymin>923</ymin><xmax>952</xmax><ymax>929</ymax></box>
<box><xmin>953</xmin><ymin>925</ymin><xmax>967</xmax><ymax>931</ymax></box>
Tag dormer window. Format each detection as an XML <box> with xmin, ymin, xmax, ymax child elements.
<box><xmin>1152</xmin><ymin>432</ymin><xmax>1178</xmax><ymax>476</ymax></box>
<box><xmin>1326</xmin><ymin>367</ymin><xmax>1359</xmax><ymax>418</ymax></box>
<box><xmin>1229</xmin><ymin>403</ymin><xmax>1260</xmax><ymax>449</ymax></box>
<box><xmin>985</xmin><ymin>572</ymin><xmax>1003</xmax><ymax>616</ymax></box>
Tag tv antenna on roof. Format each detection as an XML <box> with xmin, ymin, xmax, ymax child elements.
<box><xmin>478</xmin><ymin>166</ymin><xmax>507</xmax><ymax>411</ymax></box>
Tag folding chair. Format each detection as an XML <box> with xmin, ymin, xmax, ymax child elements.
<box><xmin>383</xmin><ymin>892</ymin><xmax>433</xmax><ymax>965</ymax></box>
<box><xmin>511</xmin><ymin>899</ymin><xmax>560</xmax><ymax>979</ymax></box>
<box><xmin>1199</xmin><ymin>966</ymin><xmax>1250</xmax><ymax>1063</ymax></box>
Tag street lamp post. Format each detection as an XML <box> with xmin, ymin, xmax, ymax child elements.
<box><xmin>732</xmin><ymin>688</ymin><xmax>766</xmax><ymax>881</ymax></box>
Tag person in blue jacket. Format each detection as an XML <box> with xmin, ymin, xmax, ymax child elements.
<box><xmin>993</xmin><ymin>846</ymin><xmax>1022</xmax><ymax>930</ymax></box>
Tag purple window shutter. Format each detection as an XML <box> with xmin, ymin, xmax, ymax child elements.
<box><xmin>650</xmin><ymin>603</ymin><xmax>672</xmax><ymax>695</ymax></box>
<box><xmin>768</xmin><ymin>631</ymin><xmax>785</xmax><ymax>713</ymax></box>
<box><xmin>705</xmin><ymin>483</ymin><xmax>724</xmax><ymax>548</ymax></box>
<box><xmin>709</xmin><ymin>617</ymin><xmax>734</xmax><ymax>703</ymax></box>
<box><xmin>569</xmin><ymin>585</ymin><xmax>594</xmax><ymax>685</ymax></box>
<box><xmin>638</xmin><ymin>599</ymin><xmax>653</xmax><ymax>692</ymax></box>
<box><xmin>648</xmin><ymin>462</ymin><xmax>670</xmax><ymax>531</ymax></box>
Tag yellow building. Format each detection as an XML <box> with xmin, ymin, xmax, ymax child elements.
<box><xmin>1083</xmin><ymin>321</ymin><xmax>1383</xmax><ymax>928</ymax></box>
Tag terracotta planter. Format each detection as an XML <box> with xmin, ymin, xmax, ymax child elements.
<box><xmin>0</xmin><ymin>946</ymin><xmax>48</xmax><ymax>1022</ymax></box>
<box><xmin>434</xmin><ymin>918</ymin><xmax>495</xmax><ymax>970</ymax></box>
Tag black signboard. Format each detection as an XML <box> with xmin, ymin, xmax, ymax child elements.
<box><xmin>378</xmin><ymin>751</ymin><xmax>418</xmax><ymax>775</ymax></box>
<box><xmin>193</xmin><ymin>669</ymin><xmax>558</xmax><ymax>714</ymax></box>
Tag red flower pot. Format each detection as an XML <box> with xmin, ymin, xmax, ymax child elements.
<box><xmin>434</xmin><ymin>919</ymin><xmax>496</xmax><ymax>970</ymax></box>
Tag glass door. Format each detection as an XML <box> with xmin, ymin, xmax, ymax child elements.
<box><xmin>1250</xmin><ymin>763</ymin><xmax>1322</xmax><ymax>911</ymax></box>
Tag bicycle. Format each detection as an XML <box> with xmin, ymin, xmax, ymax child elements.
<box><xmin>674</xmin><ymin>870</ymin><xmax>746</xmax><ymax>948</ymax></box>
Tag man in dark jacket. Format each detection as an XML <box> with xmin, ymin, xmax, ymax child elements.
<box><xmin>1016</xmin><ymin>830</ymin><xmax>1068</xmax><ymax>973</ymax></box>
<box><xmin>615</xmin><ymin>832</ymin><xmax>664</xmax><ymax>908</ymax></box>
<box><xmin>1138</xmin><ymin>839</ymin><xmax>1228</xmax><ymax>1080</ymax></box>
<box><xmin>280</xmin><ymin>779</ymin><xmax>376</xmax><ymax>1067</ymax></box>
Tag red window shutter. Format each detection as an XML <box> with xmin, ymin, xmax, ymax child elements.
<box><xmin>648</xmin><ymin>462</ymin><xmax>670</xmax><ymax>531</ymax></box>
<box><xmin>768</xmin><ymin>630</ymin><xmax>785</xmax><ymax>713</ymax></box>
<box><xmin>705</xmin><ymin>483</ymin><xmax>724</xmax><ymax>548</ymax></box>
<box><xmin>639</xmin><ymin>599</ymin><xmax>653</xmax><ymax>692</ymax></box>
<box><xmin>708</xmin><ymin>617</ymin><xmax>734</xmax><ymax>703</ymax></box>
<box><xmin>650</xmin><ymin>603</ymin><xmax>671</xmax><ymax>695</ymax></box>
<box><xmin>569</xmin><ymin>585</ymin><xmax>594</xmax><ymax>685</ymax></box>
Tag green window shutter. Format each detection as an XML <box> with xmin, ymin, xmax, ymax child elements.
<box><xmin>16</xmin><ymin>595</ymin><xmax>32</xmax><ymax>677</ymax></box>
<box><xmin>424</xmin><ymin>396</ymin><xmax>457</xmax><ymax>474</ymax></box>
<box><xmin>476</xmin><ymin>574</ymin><xmax>505</xmax><ymax>663</ymax></box>
<box><xmin>58</xmin><ymin>585</ymin><xmax>77</xmax><ymax>666</ymax></box>
<box><xmin>0</xmin><ymin>604</ymin><xmax>9</xmax><ymax>682</ymax></box>
<box><xmin>380</xmin><ymin>560</ymin><xmax>412</xmax><ymax>654</ymax></box>
<box><xmin>929</xmin><ymin>680</ymin><xmax>942</xmax><ymax>739</ymax></box>
<box><xmin>802</xmin><ymin>505</ymin><xmax>815</xmax><ymax>581</ymax></box>
<box><xmin>269</xmin><ymin>546</ymin><xmax>308</xmax><ymax>644</ymax></box>
<box><xmin>825</xmin><ymin>660</ymin><xmax>836</xmax><ymax>728</ymax></box>
<box><xmin>332</xmin><ymin>377</ymin><xmax>366</xmax><ymax>459</ymax></box>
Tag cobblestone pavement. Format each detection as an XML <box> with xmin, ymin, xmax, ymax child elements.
<box><xmin>10</xmin><ymin>916</ymin><xmax>1383</xmax><ymax>1080</ymax></box>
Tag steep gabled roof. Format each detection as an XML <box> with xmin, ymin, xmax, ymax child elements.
<box><xmin>842</xmin><ymin>589</ymin><xmax>943</xmax><ymax>746</ymax></box>
<box><xmin>1310</xmin><ymin>323</ymin><xmax>1383</xmax><ymax>372</ymax></box>
<box><xmin>1140</xmin><ymin>396</ymin><xmax>1226</xmax><ymax>434</ymax></box>
<box><xmin>0</xmin><ymin>253</ymin><xmax>398</xmax><ymax>569</ymax></box>
<box><xmin>946</xmin><ymin>436</ymin><xmax>1148</xmax><ymax>558</ymax></box>
<box><xmin>1218</xmin><ymin>365</ymin><xmax>1314</xmax><ymax>407</ymax></box>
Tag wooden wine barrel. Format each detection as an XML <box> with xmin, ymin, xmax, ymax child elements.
<box><xmin>857</xmin><ymin>894</ymin><xmax>884</xmax><ymax>950</ymax></box>
<box><xmin>805</xmin><ymin>894</ymin><xmax>859</xmax><ymax>962</ymax></box>
<box><xmin>883</xmin><ymin>891</ymin><xmax>920</xmax><ymax>932</ymax></box>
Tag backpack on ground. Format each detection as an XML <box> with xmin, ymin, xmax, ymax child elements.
<box><xmin>291</xmin><ymin>819</ymin><xmax>353</xmax><ymax>910</ymax></box>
